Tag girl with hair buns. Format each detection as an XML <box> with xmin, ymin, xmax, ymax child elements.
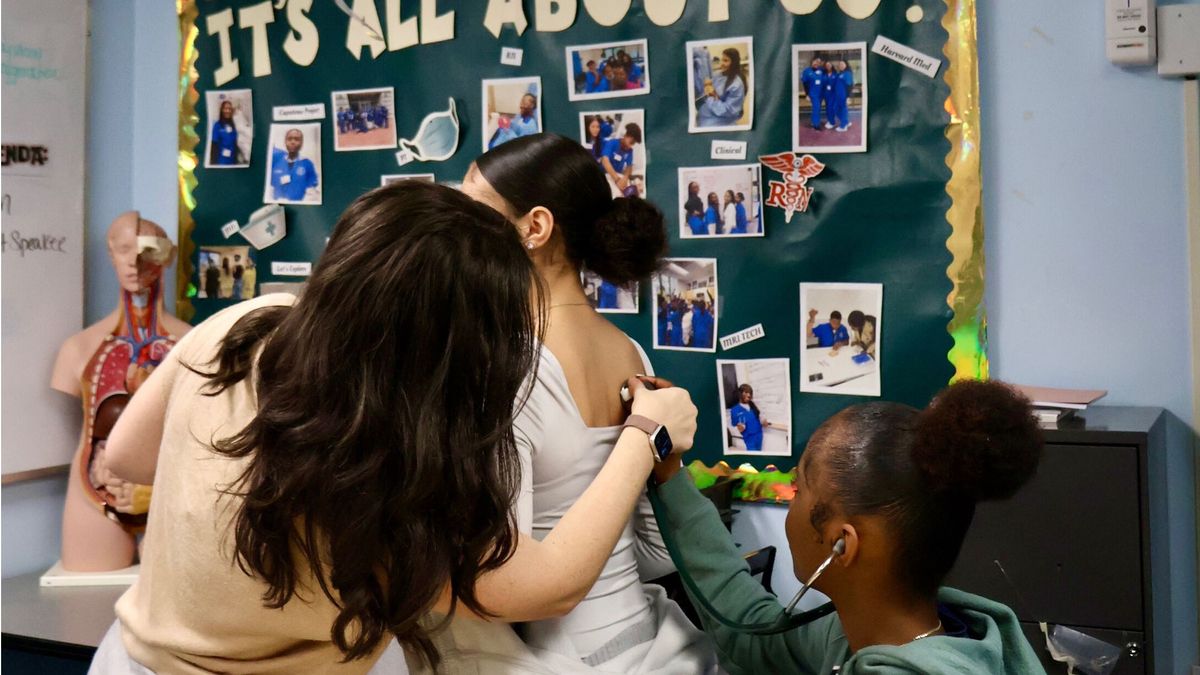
<box><xmin>448</xmin><ymin>133</ymin><xmax>719</xmax><ymax>673</ymax></box>
<box><xmin>653</xmin><ymin>380</ymin><xmax>1048</xmax><ymax>674</ymax></box>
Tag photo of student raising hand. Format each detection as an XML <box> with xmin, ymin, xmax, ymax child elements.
<box><xmin>801</xmin><ymin>282</ymin><xmax>883</xmax><ymax>396</ymax></box>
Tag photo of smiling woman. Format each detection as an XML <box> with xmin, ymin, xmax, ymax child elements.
<box><xmin>205</xmin><ymin>89</ymin><xmax>252</xmax><ymax>168</ymax></box>
<box><xmin>687</xmin><ymin>37</ymin><xmax>754</xmax><ymax>133</ymax></box>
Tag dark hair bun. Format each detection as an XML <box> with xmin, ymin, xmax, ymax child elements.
<box><xmin>912</xmin><ymin>380</ymin><xmax>1042</xmax><ymax>502</ymax></box>
<box><xmin>583</xmin><ymin>196</ymin><xmax>667</xmax><ymax>284</ymax></box>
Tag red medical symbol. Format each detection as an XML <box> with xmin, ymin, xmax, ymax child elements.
<box><xmin>759</xmin><ymin>152</ymin><xmax>825</xmax><ymax>223</ymax></box>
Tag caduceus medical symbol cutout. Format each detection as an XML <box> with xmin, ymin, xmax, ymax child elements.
<box><xmin>759</xmin><ymin>152</ymin><xmax>825</xmax><ymax>222</ymax></box>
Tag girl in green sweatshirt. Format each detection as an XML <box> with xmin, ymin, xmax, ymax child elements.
<box><xmin>652</xmin><ymin>380</ymin><xmax>1049</xmax><ymax>674</ymax></box>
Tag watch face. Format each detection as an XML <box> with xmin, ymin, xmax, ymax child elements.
<box><xmin>651</xmin><ymin>425</ymin><xmax>673</xmax><ymax>460</ymax></box>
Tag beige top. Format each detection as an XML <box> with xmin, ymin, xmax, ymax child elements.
<box><xmin>115</xmin><ymin>294</ymin><xmax>386</xmax><ymax>674</ymax></box>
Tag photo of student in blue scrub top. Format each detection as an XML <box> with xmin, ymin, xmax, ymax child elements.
<box><xmin>581</xmin><ymin>268</ymin><xmax>639</xmax><ymax>314</ymax></box>
<box><xmin>687</xmin><ymin>37</ymin><xmax>754</xmax><ymax>133</ymax></box>
<box><xmin>801</xmin><ymin>282</ymin><xmax>883</xmax><ymax>397</ymax></box>
<box><xmin>651</xmin><ymin>258</ymin><xmax>718</xmax><ymax>352</ymax></box>
<box><xmin>567</xmin><ymin>39</ymin><xmax>650</xmax><ymax>101</ymax></box>
<box><xmin>204</xmin><ymin>89</ymin><xmax>252</xmax><ymax>169</ymax></box>
<box><xmin>718</xmin><ymin>359</ymin><xmax>792</xmax><ymax>456</ymax></box>
<box><xmin>579</xmin><ymin>109</ymin><xmax>647</xmax><ymax>198</ymax></box>
<box><xmin>263</xmin><ymin>123</ymin><xmax>321</xmax><ymax>205</ymax></box>
<box><xmin>677</xmin><ymin>164</ymin><xmax>764</xmax><ymax>238</ymax></box>
<box><xmin>792</xmin><ymin>42</ymin><xmax>868</xmax><ymax>153</ymax></box>
<box><xmin>483</xmin><ymin>77</ymin><xmax>542</xmax><ymax>152</ymax></box>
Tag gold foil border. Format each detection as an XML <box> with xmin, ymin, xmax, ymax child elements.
<box><xmin>176</xmin><ymin>0</ymin><xmax>199</xmax><ymax>322</ymax></box>
<box><xmin>942</xmin><ymin>0</ymin><xmax>988</xmax><ymax>382</ymax></box>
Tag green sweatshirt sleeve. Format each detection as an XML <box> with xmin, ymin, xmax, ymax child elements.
<box><xmin>656</xmin><ymin>470</ymin><xmax>839</xmax><ymax>675</ymax></box>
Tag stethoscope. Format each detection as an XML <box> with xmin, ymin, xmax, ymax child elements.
<box><xmin>647</xmin><ymin>485</ymin><xmax>843</xmax><ymax>635</ymax></box>
<box><xmin>623</xmin><ymin>378</ymin><xmax>843</xmax><ymax>635</ymax></box>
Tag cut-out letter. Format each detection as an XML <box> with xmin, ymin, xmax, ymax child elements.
<box><xmin>483</xmin><ymin>0</ymin><xmax>528</xmax><ymax>37</ymax></box>
<box><xmin>283</xmin><ymin>0</ymin><xmax>319</xmax><ymax>66</ymax></box>
<box><xmin>535</xmin><ymin>0</ymin><xmax>577</xmax><ymax>31</ymax></box>
<box><xmin>207</xmin><ymin>8</ymin><xmax>239</xmax><ymax>86</ymax></box>
<box><xmin>779</xmin><ymin>0</ymin><xmax>822</xmax><ymax>15</ymax></box>
<box><xmin>385</xmin><ymin>0</ymin><xmax>419</xmax><ymax>51</ymax></box>
<box><xmin>645</xmin><ymin>0</ymin><xmax>686</xmax><ymax>25</ymax></box>
<box><xmin>582</xmin><ymin>0</ymin><xmax>631</xmax><ymax>26</ymax></box>
<box><xmin>238</xmin><ymin>1</ymin><xmax>276</xmax><ymax>77</ymax></box>
<box><xmin>345</xmin><ymin>0</ymin><xmax>387</xmax><ymax>60</ymax></box>
<box><xmin>420</xmin><ymin>0</ymin><xmax>455</xmax><ymax>43</ymax></box>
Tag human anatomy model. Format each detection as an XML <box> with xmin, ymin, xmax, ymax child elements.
<box><xmin>50</xmin><ymin>212</ymin><xmax>191</xmax><ymax>571</ymax></box>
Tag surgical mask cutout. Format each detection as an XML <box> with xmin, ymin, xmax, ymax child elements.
<box><xmin>397</xmin><ymin>98</ymin><xmax>460</xmax><ymax>162</ymax></box>
<box><xmin>1040</xmin><ymin>623</ymin><xmax>1122</xmax><ymax>675</ymax></box>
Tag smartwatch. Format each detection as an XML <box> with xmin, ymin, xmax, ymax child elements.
<box><xmin>623</xmin><ymin>414</ymin><xmax>673</xmax><ymax>462</ymax></box>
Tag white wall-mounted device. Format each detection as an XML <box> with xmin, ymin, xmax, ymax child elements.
<box><xmin>1156</xmin><ymin>5</ymin><xmax>1200</xmax><ymax>77</ymax></box>
<box><xmin>1106</xmin><ymin>0</ymin><xmax>1157</xmax><ymax>66</ymax></box>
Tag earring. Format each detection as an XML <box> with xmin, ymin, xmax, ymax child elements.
<box><xmin>525</xmin><ymin>241</ymin><xmax>535</xmax><ymax>249</ymax></box>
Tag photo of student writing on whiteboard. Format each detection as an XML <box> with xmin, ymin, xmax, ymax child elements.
<box><xmin>88</xmin><ymin>182</ymin><xmax>705</xmax><ymax>674</ymax></box>
<box><xmin>650</xmin><ymin>381</ymin><xmax>1047</xmax><ymax>674</ymax></box>
<box><xmin>452</xmin><ymin>133</ymin><xmax>718</xmax><ymax>673</ymax></box>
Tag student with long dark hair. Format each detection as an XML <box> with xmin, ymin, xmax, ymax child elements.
<box><xmin>705</xmin><ymin>191</ymin><xmax>722</xmax><ymax>235</ymax></box>
<box><xmin>728</xmin><ymin>383</ymin><xmax>769</xmax><ymax>451</ymax></box>
<box><xmin>209</xmin><ymin>100</ymin><xmax>239</xmax><ymax>166</ymax></box>
<box><xmin>654</xmin><ymin>381</ymin><xmax>1047</xmax><ymax>674</ymax></box>
<box><xmin>684</xmin><ymin>181</ymin><xmax>707</xmax><ymax>236</ymax></box>
<box><xmin>92</xmin><ymin>182</ymin><xmax>702</xmax><ymax>674</ymax></box>
<box><xmin>453</xmin><ymin>133</ymin><xmax>718</xmax><ymax>672</ymax></box>
<box><xmin>697</xmin><ymin>47</ymin><xmax>747</xmax><ymax>128</ymax></box>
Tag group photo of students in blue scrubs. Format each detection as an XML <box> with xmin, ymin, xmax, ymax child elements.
<box><xmin>331</xmin><ymin>87</ymin><xmax>396</xmax><ymax>152</ymax></box>
<box><xmin>568</xmin><ymin>39</ymin><xmax>649</xmax><ymax>101</ymax></box>
<box><xmin>652</xmin><ymin>258</ymin><xmax>719</xmax><ymax>352</ymax></box>
<box><xmin>678</xmin><ymin>164</ymin><xmax>764</xmax><ymax>238</ymax></box>
<box><xmin>793</xmin><ymin>42</ymin><xmax>868</xmax><ymax>153</ymax></box>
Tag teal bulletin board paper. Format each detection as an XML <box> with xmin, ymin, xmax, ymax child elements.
<box><xmin>182</xmin><ymin>0</ymin><xmax>956</xmax><ymax>472</ymax></box>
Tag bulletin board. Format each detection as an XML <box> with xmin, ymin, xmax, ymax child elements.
<box><xmin>177</xmin><ymin>0</ymin><xmax>986</xmax><ymax>501</ymax></box>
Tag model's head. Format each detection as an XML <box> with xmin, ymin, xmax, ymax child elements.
<box><xmin>106</xmin><ymin>211</ymin><xmax>173</xmax><ymax>293</ymax></box>
<box><xmin>285</xmin><ymin>128</ymin><xmax>304</xmax><ymax>155</ymax></box>
<box><xmin>738</xmin><ymin>384</ymin><xmax>754</xmax><ymax>404</ymax></box>
<box><xmin>466</xmin><ymin>133</ymin><xmax>666</xmax><ymax>284</ymax></box>
<box><xmin>200</xmin><ymin>182</ymin><xmax>542</xmax><ymax>668</ymax></box>
<box><xmin>829</xmin><ymin>310</ymin><xmax>842</xmax><ymax>329</ymax></box>
<box><xmin>785</xmin><ymin>381</ymin><xmax>1041</xmax><ymax>600</ymax></box>
<box><xmin>219</xmin><ymin>100</ymin><xmax>234</xmax><ymax>122</ymax></box>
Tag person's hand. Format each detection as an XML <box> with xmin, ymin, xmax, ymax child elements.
<box><xmin>808</xmin><ymin>308</ymin><xmax>818</xmax><ymax>320</ymax></box>
<box><xmin>616</xmin><ymin>176</ymin><xmax>630</xmax><ymax>190</ymax></box>
<box><xmin>736</xmin><ymin>423</ymin><xmax>746</xmax><ymax>433</ymax></box>
<box><xmin>627</xmin><ymin>376</ymin><xmax>696</xmax><ymax>454</ymax></box>
<box><xmin>830</xmin><ymin>347</ymin><xmax>840</xmax><ymax>356</ymax></box>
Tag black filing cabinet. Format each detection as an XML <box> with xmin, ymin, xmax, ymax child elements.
<box><xmin>945</xmin><ymin>407</ymin><xmax>1165</xmax><ymax>675</ymax></box>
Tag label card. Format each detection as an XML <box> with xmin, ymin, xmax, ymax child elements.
<box><xmin>273</xmin><ymin>103</ymin><xmax>326</xmax><ymax>121</ymax></box>
<box><xmin>711</xmin><ymin>140</ymin><xmax>748</xmax><ymax>160</ymax></box>
<box><xmin>395</xmin><ymin>148</ymin><xmax>415</xmax><ymax>166</ymax></box>
<box><xmin>220</xmin><ymin>220</ymin><xmax>241</xmax><ymax>239</ymax></box>
<box><xmin>720</xmin><ymin>323</ymin><xmax>766</xmax><ymax>351</ymax></box>
<box><xmin>271</xmin><ymin>261</ymin><xmax>312</xmax><ymax>276</ymax></box>
<box><xmin>871</xmin><ymin>36</ymin><xmax>942</xmax><ymax>78</ymax></box>
<box><xmin>500</xmin><ymin>47</ymin><xmax>524</xmax><ymax>66</ymax></box>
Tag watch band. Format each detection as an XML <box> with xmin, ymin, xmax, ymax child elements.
<box><xmin>623</xmin><ymin>414</ymin><xmax>664</xmax><ymax>462</ymax></box>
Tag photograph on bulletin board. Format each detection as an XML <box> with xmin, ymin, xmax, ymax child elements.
<box><xmin>204</xmin><ymin>89</ymin><xmax>252</xmax><ymax>169</ymax></box>
<box><xmin>263</xmin><ymin>123</ymin><xmax>322</xmax><ymax>205</ymax></box>
<box><xmin>331</xmin><ymin>87</ymin><xmax>397</xmax><ymax>152</ymax></box>
<box><xmin>566</xmin><ymin>39</ymin><xmax>650</xmax><ymax>101</ymax></box>
<box><xmin>800</xmin><ymin>282</ymin><xmax>883</xmax><ymax>396</ymax></box>
<box><xmin>652</xmin><ymin>258</ymin><xmax>717</xmax><ymax>353</ymax></box>
<box><xmin>793</xmin><ymin>42</ymin><xmax>868</xmax><ymax>153</ymax></box>
<box><xmin>579</xmin><ymin>110</ymin><xmax>646</xmax><ymax>198</ymax></box>
<box><xmin>381</xmin><ymin>174</ymin><xmax>435</xmax><ymax>186</ymax></box>
<box><xmin>197</xmin><ymin>246</ymin><xmax>257</xmax><ymax>301</ymax></box>
<box><xmin>581</xmin><ymin>269</ymin><xmax>638</xmax><ymax>314</ymax></box>
<box><xmin>482</xmin><ymin>77</ymin><xmax>542</xmax><ymax>152</ymax></box>
<box><xmin>678</xmin><ymin>164</ymin><xmax>763</xmax><ymax>238</ymax></box>
<box><xmin>717</xmin><ymin>358</ymin><xmax>793</xmax><ymax>457</ymax></box>
<box><xmin>686</xmin><ymin>36</ymin><xmax>754</xmax><ymax>133</ymax></box>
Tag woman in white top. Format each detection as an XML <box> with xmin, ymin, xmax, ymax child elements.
<box><xmin>721</xmin><ymin>190</ymin><xmax>738</xmax><ymax>235</ymax></box>
<box><xmin>91</xmin><ymin>182</ymin><xmax>701</xmax><ymax>674</ymax></box>
<box><xmin>423</xmin><ymin>134</ymin><xmax>718</xmax><ymax>673</ymax></box>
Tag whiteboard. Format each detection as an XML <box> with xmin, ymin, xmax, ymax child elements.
<box><xmin>1</xmin><ymin>0</ymin><xmax>89</xmax><ymax>477</ymax></box>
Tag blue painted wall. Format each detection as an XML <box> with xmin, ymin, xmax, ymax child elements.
<box><xmin>4</xmin><ymin>1</ymin><xmax>1196</xmax><ymax>670</ymax></box>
